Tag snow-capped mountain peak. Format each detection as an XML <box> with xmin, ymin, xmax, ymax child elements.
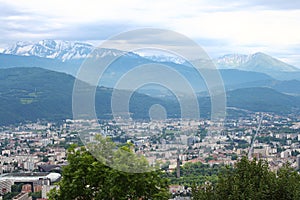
<box><xmin>3</xmin><ymin>40</ymin><xmax>143</xmax><ymax>62</ymax></box>
<box><xmin>215</xmin><ymin>52</ymin><xmax>299</xmax><ymax>72</ymax></box>
<box><xmin>240</xmin><ymin>52</ymin><xmax>299</xmax><ymax>72</ymax></box>
<box><xmin>136</xmin><ymin>54</ymin><xmax>186</xmax><ymax>64</ymax></box>
<box><xmin>2</xmin><ymin>40</ymin><xmax>299</xmax><ymax>73</ymax></box>
<box><xmin>91</xmin><ymin>47</ymin><xmax>140</xmax><ymax>58</ymax></box>
<box><xmin>3</xmin><ymin>40</ymin><xmax>94</xmax><ymax>62</ymax></box>
<box><xmin>133</xmin><ymin>49</ymin><xmax>186</xmax><ymax>64</ymax></box>
<box><xmin>215</xmin><ymin>53</ymin><xmax>250</xmax><ymax>69</ymax></box>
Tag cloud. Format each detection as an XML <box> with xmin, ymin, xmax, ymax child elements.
<box><xmin>0</xmin><ymin>0</ymin><xmax>300</xmax><ymax>65</ymax></box>
<box><xmin>204</xmin><ymin>0</ymin><xmax>300</xmax><ymax>11</ymax></box>
<box><xmin>0</xmin><ymin>3</ymin><xmax>23</xmax><ymax>16</ymax></box>
<box><xmin>1</xmin><ymin>0</ymin><xmax>300</xmax><ymax>45</ymax></box>
<box><xmin>57</xmin><ymin>22</ymin><xmax>136</xmax><ymax>41</ymax></box>
<box><xmin>240</xmin><ymin>0</ymin><xmax>300</xmax><ymax>10</ymax></box>
<box><xmin>0</xmin><ymin>2</ymin><xmax>62</xmax><ymax>44</ymax></box>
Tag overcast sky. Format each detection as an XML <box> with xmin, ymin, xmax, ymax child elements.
<box><xmin>1</xmin><ymin>0</ymin><xmax>300</xmax><ymax>65</ymax></box>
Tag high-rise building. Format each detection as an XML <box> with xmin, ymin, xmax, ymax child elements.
<box><xmin>296</xmin><ymin>155</ymin><xmax>300</xmax><ymax>170</ymax></box>
<box><xmin>176</xmin><ymin>157</ymin><xmax>180</xmax><ymax>178</ymax></box>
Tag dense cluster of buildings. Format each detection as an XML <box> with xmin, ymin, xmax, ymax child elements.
<box><xmin>0</xmin><ymin>112</ymin><xmax>300</xmax><ymax>199</ymax></box>
<box><xmin>0</xmin><ymin>122</ymin><xmax>68</xmax><ymax>199</ymax></box>
<box><xmin>75</xmin><ymin>113</ymin><xmax>300</xmax><ymax>172</ymax></box>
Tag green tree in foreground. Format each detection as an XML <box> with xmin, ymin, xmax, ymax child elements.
<box><xmin>193</xmin><ymin>157</ymin><xmax>300</xmax><ymax>200</ymax></box>
<box><xmin>48</xmin><ymin>136</ymin><xmax>170</xmax><ymax>200</ymax></box>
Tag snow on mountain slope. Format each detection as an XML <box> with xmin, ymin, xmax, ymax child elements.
<box><xmin>215</xmin><ymin>54</ymin><xmax>250</xmax><ymax>69</ymax></box>
<box><xmin>3</xmin><ymin>40</ymin><xmax>94</xmax><ymax>62</ymax></box>
<box><xmin>240</xmin><ymin>52</ymin><xmax>299</xmax><ymax>72</ymax></box>
<box><xmin>2</xmin><ymin>40</ymin><xmax>299</xmax><ymax>73</ymax></box>
<box><xmin>135</xmin><ymin>53</ymin><xmax>186</xmax><ymax>64</ymax></box>
<box><xmin>3</xmin><ymin>40</ymin><xmax>143</xmax><ymax>62</ymax></box>
<box><xmin>215</xmin><ymin>52</ymin><xmax>299</xmax><ymax>72</ymax></box>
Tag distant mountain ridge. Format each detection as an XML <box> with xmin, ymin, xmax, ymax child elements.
<box><xmin>3</xmin><ymin>40</ymin><xmax>94</xmax><ymax>62</ymax></box>
<box><xmin>3</xmin><ymin>40</ymin><xmax>299</xmax><ymax>72</ymax></box>
<box><xmin>0</xmin><ymin>67</ymin><xmax>181</xmax><ymax>125</ymax></box>
<box><xmin>1</xmin><ymin>52</ymin><xmax>300</xmax><ymax>95</ymax></box>
<box><xmin>1</xmin><ymin>67</ymin><xmax>300</xmax><ymax>125</ymax></box>
<box><xmin>215</xmin><ymin>53</ymin><xmax>250</xmax><ymax>69</ymax></box>
<box><xmin>3</xmin><ymin>40</ymin><xmax>144</xmax><ymax>63</ymax></box>
<box><xmin>241</xmin><ymin>52</ymin><xmax>299</xmax><ymax>72</ymax></box>
<box><xmin>1</xmin><ymin>40</ymin><xmax>300</xmax><ymax>88</ymax></box>
<box><xmin>215</xmin><ymin>52</ymin><xmax>300</xmax><ymax>80</ymax></box>
<box><xmin>227</xmin><ymin>87</ymin><xmax>300</xmax><ymax>114</ymax></box>
<box><xmin>216</xmin><ymin>52</ymin><xmax>299</xmax><ymax>72</ymax></box>
<box><xmin>1</xmin><ymin>40</ymin><xmax>300</xmax><ymax>124</ymax></box>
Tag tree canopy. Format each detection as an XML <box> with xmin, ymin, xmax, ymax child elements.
<box><xmin>48</xmin><ymin>136</ymin><xmax>170</xmax><ymax>200</ymax></box>
<box><xmin>193</xmin><ymin>157</ymin><xmax>300</xmax><ymax>200</ymax></box>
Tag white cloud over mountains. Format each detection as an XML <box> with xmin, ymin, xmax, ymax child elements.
<box><xmin>0</xmin><ymin>0</ymin><xmax>300</xmax><ymax>66</ymax></box>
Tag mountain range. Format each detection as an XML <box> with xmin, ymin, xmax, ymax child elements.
<box><xmin>0</xmin><ymin>67</ymin><xmax>300</xmax><ymax>125</ymax></box>
<box><xmin>1</xmin><ymin>40</ymin><xmax>300</xmax><ymax>83</ymax></box>
<box><xmin>2</xmin><ymin>40</ymin><xmax>93</xmax><ymax>61</ymax></box>
<box><xmin>219</xmin><ymin>52</ymin><xmax>300</xmax><ymax>79</ymax></box>
<box><xmin>2</xmin><ymin>40</ymin><xmax>299</xmax><ymax>73</ymax></box>
<box><xmin>0</xmin><ymin>67</ymin><xmax>181</xmax><ymax>125</ymax></box>
<box><xmin>1</xmin><ymin>40</ymin><xmax>300</xmax><ymax>124</ymax></box>
<box><xmin>216</xmin><ymin>52</ymin><xmax>298</xmax><ymax>71</ymax></box>
<box><xmin>0</xmin><ymin>50</ymin><xmax>299</xmax><ymax>95</ymax></box>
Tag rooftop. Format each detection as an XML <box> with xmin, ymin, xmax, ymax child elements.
<box><xmin>0</xmin><ymin>172</ymin><xmax>61</xmax><ymax>183</ymax></box>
